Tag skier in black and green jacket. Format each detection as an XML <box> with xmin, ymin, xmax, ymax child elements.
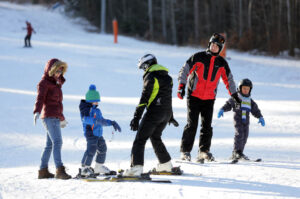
<box><xmin>124</xmin><ymin>54</ymin><xmax>179</xmax><ymax>176</ymax></box>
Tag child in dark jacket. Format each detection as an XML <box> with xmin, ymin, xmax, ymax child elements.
<box><xmin>217</xmin><ymin>79</ymin><xmax>265</xmax><ymax>160</ymax></box>
<box><xmin>79</xmin><ymin>85</ymin><xmax>121</xmax><ymax>177</ymax></box>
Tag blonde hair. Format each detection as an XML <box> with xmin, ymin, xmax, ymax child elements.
<box><xmin>48</xmin><ymin>60</ymin><xmax>68</xmax><ymax>77</ymax></box>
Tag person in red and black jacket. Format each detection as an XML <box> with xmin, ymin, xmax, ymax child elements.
<box><xmin>177</xmin><ymin>33</ymin><xmax>241</xmax><ymax>163</ymax></box>
<box><xmin>24</xmin><ymin>21</ymin><xmax>36</xmax><ymax>47</ymax></box>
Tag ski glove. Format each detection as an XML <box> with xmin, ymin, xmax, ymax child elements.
<box><xmin>231</xmin><ymin>92</ymin><xmax>241</xmax><ymax>109</ymax></box>
<box><xmin>258</xmin><ymin>117</ymin><xmax>265</xmax><ymax>126</ymax></box>
<box><xmin>130</xmin><ymin>116</ymin><xmax>140</xmax><ymax>131</ymax></box>
<box><xmin>111</xmin><ymin>121</ymin><xmax>121</xmax><ymax>132</ymax></box>
<box><xmin>177</xmin><ymin>84</ymin><xmax>186</xmax><ymax>99</ymax></box>
<box><xmin>169</xmin><ymin>116</ymin><xmax>179</xmax><ymax>127</ymax></box>
<box><xmin>60</xmin><ymin>120</ymin><xmax>68</xmax><ymax>128</ymax></box>
<box><xmin>218</xmin><ymin>109</ymin><xmax>224</xmax><ymax>118</ymax></box>
<box><xmin>33</xmin><ymin>112</ymin><xmax>40</xmax><ymax>125</ymax></box>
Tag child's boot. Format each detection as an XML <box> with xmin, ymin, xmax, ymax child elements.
<box><xmin>94</xmin><ymin>162</ymin><xmax>110</xmax><ymax>175</ymax></box>
<box><xmin>81</xmin><ymin>165</ymin><xmax>95</xmax><ymax>177</ymax></box>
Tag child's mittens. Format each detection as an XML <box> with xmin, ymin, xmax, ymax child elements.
<box><xmin>258</xmin><ymin>117</ymin><xmax>265</xmax><ymax>126</ymax></box>
<box><xmin>60</xmin><ymin>120</ymin><xmax>68</xmax><ymax>128</ymax></box>
<box><xmin>111</xmin><ymin>121</ymin><xmax>121</xmax><ymax>132</ymax></box>
<box><xmin>217</xmin><ymin>109</ymin><xmax>224</xmax><ymax>118</ymax></box>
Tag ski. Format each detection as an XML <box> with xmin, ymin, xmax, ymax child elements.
<box><xmin>228</xmin><ymin>158</ymin><xmax>262</xmax><ymax>164</ymax></box>
<box><xmin>175</xmin><ymin>160</ymin><xmax>204</xmax><ymax>165</ymax></box>
<box><xmin>175</xmin><ymin>159</ymin><xmax>216</xmax><ymax>165</ymax></box>
<box><xmin>232</xmin><ymin>158</ymin><xmax>262</xmax><ymax>164</ymax></box>
<box><xmin>82</xmin><ymin>173</ymin><xmax>171</xmax><ymax>183</ymax></box>
<box><xmin>74</xmin><ymin>169</ymin><xmax>117</xmax><ymax>179</ymax></box>
<box><xmin>149</xmin><ymin>166</ymin><xmax>183</xmax><ymax>175</ymax></box>
<box><xmin>176</xmin><ymin>158</ymin><xmax>261</xmax><ymax>165</ymax></box>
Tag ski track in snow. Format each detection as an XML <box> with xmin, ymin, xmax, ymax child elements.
<box><xmin>0</xmin><ymin>2</ymin><xmax>300</xmax><ymax>199</ymax></box>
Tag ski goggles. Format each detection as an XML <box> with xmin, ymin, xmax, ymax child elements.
<box><xmin>210</xmin><ymin>33</ymin><xmax>225</xmax><ymax>44</ymax></box>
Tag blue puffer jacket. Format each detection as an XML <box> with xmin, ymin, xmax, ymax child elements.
<box><xmin>79</xmin><ymin>100</ymin><xmax>112</xmax><ymax>137</ymax></box>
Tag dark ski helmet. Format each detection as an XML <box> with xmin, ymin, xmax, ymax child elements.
<box><xmin>137</xmin><ymin>54</ymin><xmax>157</xmax><ymax>71</ymax></box>
<box><xmin>208</xmin><ymin>33</ymin><xmax>225</xmax><ymax>55</ymax></box>
<box><xmin>238</xmin><ymin>78</ymin><xmax>253</xmax><ymax>97</ymax></box>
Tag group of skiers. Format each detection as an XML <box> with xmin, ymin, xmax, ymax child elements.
<box><xmin>33</xmin><ymin>33</ymin><xmax>265</xmax><ymax>180</ymax></box>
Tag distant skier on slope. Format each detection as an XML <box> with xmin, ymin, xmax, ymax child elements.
<box><xmin>218</xmin><ymin>78</ymin><xmax>265</xmax><ymax>160</ymax></box>
<box><xmin>124</xmin><ymin>54</ymin><xmax>179</xmax><ymax>176</ymax></box>
<box><xmin>23</xmin><ymin>21</ymin><xmax>36</xmax><ymax>47</ymax></box>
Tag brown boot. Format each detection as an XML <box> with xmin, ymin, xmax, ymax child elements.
<box><xmin>38</xmin><ymin>168</ymin><xmax>55</xmax><ymax>179</ymax></box>
<box><xmin>55</xmin><ymin>166</ymin><xmax>72</xmax><ymax>180</ymax></box>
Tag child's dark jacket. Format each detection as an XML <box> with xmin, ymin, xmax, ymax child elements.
<box><xmin>221</xmin><ymin>97</ymin><xmax>263</xmax><ymax>127</ymax></box>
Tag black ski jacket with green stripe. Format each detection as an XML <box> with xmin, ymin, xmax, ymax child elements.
<box><xmin>133</xmin><ymin>64</ymin><xmax>173</xmax><ymax>119</ymax></box>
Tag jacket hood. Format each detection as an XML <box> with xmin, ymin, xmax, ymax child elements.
<box><xmin>79</xmin><ymin>100</ymin><xmax>93</xmax><ymax>117</ymax></box>
<box><xmin>43</xmin><ymin>58</ymin><xmax>67</xmax><ymax>78</ymax></box>
<box><xmin>144</xmin><ymin>64</ymin><xmax>169</xmax><ymax>77</ymax></box>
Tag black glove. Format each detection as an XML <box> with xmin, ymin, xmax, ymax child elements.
<box><xmin>130</xmin><ymin>117</ymin><xmax>140</xmax><ymax>131</ymax></box>
<box><xmin>169</xmin><ymin>116</ymin><xmax>179</xmax><ymax>127</ymax></box>
<box><xmin>231</xmin><ymin>92</ymin><xmax>241</xmax><ymax>109</ymax></box>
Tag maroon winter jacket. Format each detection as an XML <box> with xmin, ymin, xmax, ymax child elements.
<box><xmin>33</xmin><ymin>58</ymin><xmax>68</xmax><ymax>121</ymax></box>
<box><xmin>26</xmin><ymin>22</ymin><xmax>35</xmax><ymax>35</ymax></box>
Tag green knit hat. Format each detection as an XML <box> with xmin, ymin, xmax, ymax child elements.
<box><xmin>85</xmin><ymin>84</ymin><xmax>100</xmax><ymax>102</ymax></box>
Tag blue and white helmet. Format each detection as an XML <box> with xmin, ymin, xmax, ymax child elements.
<box><xmin>137</xmin><ymin>54</ymin><xmax>157</xmax><ymax>71</ymax></box>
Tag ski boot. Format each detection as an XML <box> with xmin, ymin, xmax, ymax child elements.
<box><xmin>150</xmin><ymin>160</ymin><xmax>183</xmax><ymax>175</ymax></box>
<box><xmin>232</xmin><ymin>150</ymin><xmax>249</xmax><ymax>161</ymax></box>
<box><xmin>94</xmin><ymin>163</ymin><xmax>116</xmax><ymax>175</ymax></box>
<box><xmin>75</xmin><ymin>166</ymin><xmax>97</xmax><ymax>179</ymax></box>
<box><xmin>196</xmin><ymin>151</ymin><xmax>215</xmax><ymax>163</ymax></box>
<box><xmin>180</xmin><ymin>152</ymin><xmax>191</xmax><ymax>161</ymax></box>
<box><xmin>122</xmin><ymin>165</ymin><xmax>143</xmax><ymax>177</ymax></box>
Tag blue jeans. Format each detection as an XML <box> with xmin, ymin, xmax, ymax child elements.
<box><xmin>81</xmin><ymin>136</ymin><xmax>107</xmax><ymax>166</ymax></box>
<box><xmin>40</xmin><ymin>117</ymin><xmax>63</xmax><ymax>169</ymax></box>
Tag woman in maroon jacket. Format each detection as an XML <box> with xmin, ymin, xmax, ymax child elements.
<box><xmin>33</xmin><ymin>58</ymin><xmax>71</xmax><ymax>179</ymax></box>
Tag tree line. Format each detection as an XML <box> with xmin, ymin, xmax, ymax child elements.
<box><xmin>19</xmin><ymin>0</ymin><xmax>300</xmax><ymax>56</ymax></box>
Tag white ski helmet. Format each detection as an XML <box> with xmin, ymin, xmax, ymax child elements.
<box><xmin>137</xmin><ymin>54</ymin><xmax>157</xmax><ymax>71</ymax></box>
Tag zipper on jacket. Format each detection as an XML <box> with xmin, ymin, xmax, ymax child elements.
<box><xmin>204</xmin><ymin>56</ymin><xmax>216</xmax><ymax>95</ymax></box>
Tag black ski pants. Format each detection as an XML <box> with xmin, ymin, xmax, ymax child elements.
<box><xmin>234</xmin><ymin>123</ymin><xmax>249</xmax><ymax>152</ymax></box>
<box><xmin>24</xmin><ymin>34</ymin><xmax>31</xmax><ymax>47</ymax></box>
<box><xmin>131</xmin><ymin>107</ymin><xmax>172</xmax><ymax>166</ymax></box>
<box><xmin>180</xmin><ymin>96</ymin><xmax>215</xmax><ymax>153</ymax></box>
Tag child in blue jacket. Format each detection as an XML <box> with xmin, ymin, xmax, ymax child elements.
<box><xmin>79</xmin><ymin>84</ymin><xmax>121</xmax><ymax>177</ymax></box>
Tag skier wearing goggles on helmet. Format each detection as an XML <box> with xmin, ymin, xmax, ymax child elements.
<box><xmin>177</xmin><ymin>33</ymin><xmax>240</xmax><ymax>163</ymax></box>
<box><xmin>124</xmin><ymin>54</ymin><xmax>179</xmax><ymax>177</ymax></box>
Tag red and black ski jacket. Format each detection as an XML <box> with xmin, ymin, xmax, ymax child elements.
<box><xmin>178</xmin><ymin>51</ymin><xmax>237</xmax><ymax>100</ymax></box>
